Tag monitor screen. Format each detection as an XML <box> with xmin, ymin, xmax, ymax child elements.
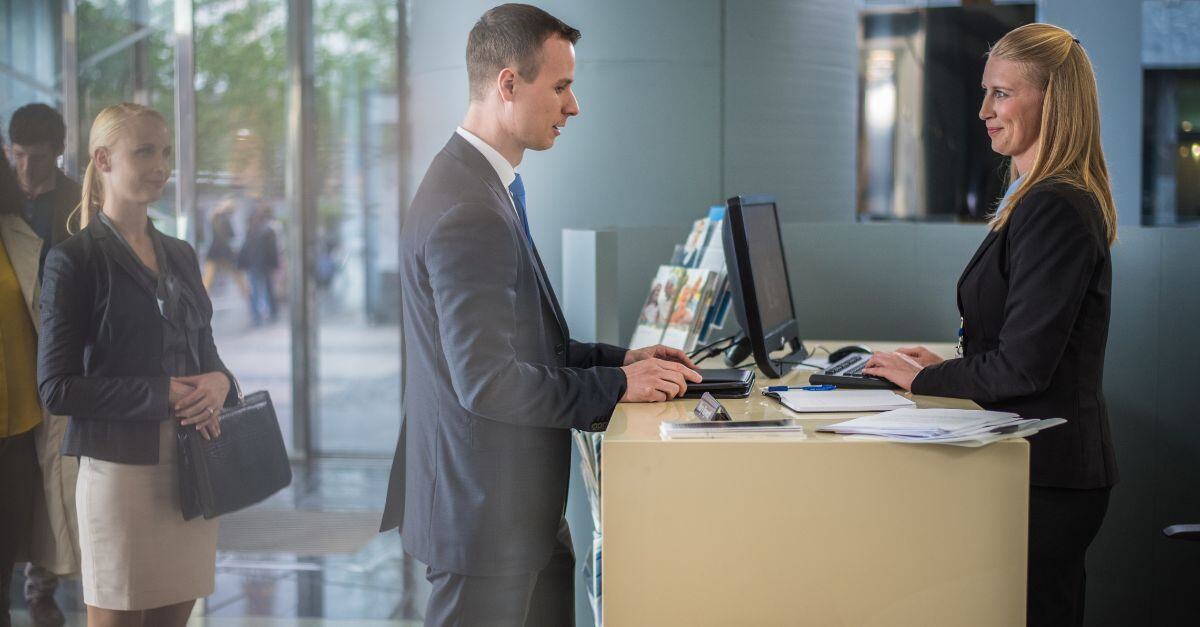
<box><xmin>741</xmin><ymin>200</ymin><xmax>795</xmax><ymax>334</ymax></box>
<box><xmin>722</xmin><ymin>195</ymin><xmax>805</xmax><ymax>378</ymax></box>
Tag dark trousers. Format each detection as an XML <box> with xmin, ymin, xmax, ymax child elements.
<box><xmin>0</xmin><ymin>429</ymin><xmax>37</xmax><ymax>615</ymax></box>
<box><xmin>247</xmin><ymin>270</ymin><xmax>277</xmax><ymax>325</ymax></box>
<box><xmin>1027</xmin><ymin>485</ymin><xmax>1111</xmax><ymax>627</ymax></box>
<box><xmin>24</xmin><ymin>564</ymin><xmax>58</xmax><ymax>601</ymax></box>
<box><xmin>423</xmin><ymin>518</ymin><xmax>575</xmax><ymax>627</ymax></box>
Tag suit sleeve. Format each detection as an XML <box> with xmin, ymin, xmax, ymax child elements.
<box><xmin>37</xmin><ymin>245</ymin><xmax>171</xmax><ymax>420</ymax></box>
<box><xmin>183</xmin><ymin>244</ymin><xmax>239</xmax><ymax>407</ymax></box>
<box><xmin>567</xmin><ymin>340</ymin><xmax>628</xmax><ymax>369</ymax></box>
<box><xmin>426</xmin><ymin>202</ymin><xmax>626</xmax><ymax>431</ymax></box>
<box><xmin>912</xmin><ymin>191</ymin><xmax>1100</xmax><ymax>403</ymax></box>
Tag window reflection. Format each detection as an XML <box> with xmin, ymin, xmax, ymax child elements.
<box><xmin>313</xmin><ymin>0</ymin><xmax>401</xmax><ymax>455</ymax></box>
<box><xmin>193</xmin><ymin>0</ymin><xmax>294</xmax><ymax>450</ymax></box>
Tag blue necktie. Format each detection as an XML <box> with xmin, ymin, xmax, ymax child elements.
<box><xmin>509</xmin><ymin>173</ymin><xmax>533</xmax><ymax>244</ymax></box>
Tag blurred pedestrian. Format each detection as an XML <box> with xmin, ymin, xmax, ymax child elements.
<box><xmin>238</xmin><ymin>203</ymin><xmax>279</xmax><ymax>326</ymax></box>
<box><xmin>202</xmin><ymin>198</ymin><xmax>247</xmax><ymax>296</ymax></box>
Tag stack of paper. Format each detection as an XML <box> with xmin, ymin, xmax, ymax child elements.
<box><xmin>660</xmin><ymin>418</ymin><xmax>807</xmax><ymax>440</ymax></box>
<box><xmin>769</xmin><ymin>389</ymin><xmax>915</xmax><ymax>413</ymax></box>
<box><xmin>818</xmin><ymin>408</ymin><xmax>1066</xmax><ymax>447</ymax></box>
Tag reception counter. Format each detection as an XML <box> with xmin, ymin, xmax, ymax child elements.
<box><xmin>600</xmin><ymin>342</ymin><xmax>1029</xmax><ymax>626</ymax></box>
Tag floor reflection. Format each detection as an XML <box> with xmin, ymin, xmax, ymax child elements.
<box><xmin>7</xmin><ymin>458</ymin><xmax>428</xmax><ymax>625</ymax></box>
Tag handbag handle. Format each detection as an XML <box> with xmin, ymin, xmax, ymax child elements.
<box><xmin>225</xmin><ymin>371</ymin><xmax>245</xmax><ymax>405</ymax></box>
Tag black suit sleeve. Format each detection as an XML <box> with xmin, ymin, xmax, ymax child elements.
<box><xmin>37</xmin><ymin>245</ymin><xmax>171</xmax><ymax>420</ymax></box>
<box><xmin>912</xmin><ymin>190</ymin><xmax>1101</xmax><ymax>402</ymax></box>
<box><xmin>426</xmin><ymin>202</ymin><xmax>625</xmax><ymax>431</ymax></box>
<box><xmin>567</xmin><ymin>340</ymin><xmax>628</xmax><ymax>369</ymax></box>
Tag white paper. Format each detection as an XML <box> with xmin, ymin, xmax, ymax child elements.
<box><xmin>774</xmin><ymin>389</ymin><xmax>915</xmax><ymax>413</ymax></box>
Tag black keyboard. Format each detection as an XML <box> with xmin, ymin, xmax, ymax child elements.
<box><xmin>809</xmin><ymin>353</ymin><xmax>899</xmax><ymax>389</ymax></box>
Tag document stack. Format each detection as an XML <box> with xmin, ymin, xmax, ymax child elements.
<box><xmin>817</xmin><ymin>408</ymin><xmax>1065</xmax><ymax>447</ymax></box>
<box><xmin>572</xmin><ymin>431</ymin><xmax>604</xmax><ymax>625</ymax></box>
<box><xmin>659</xmin><ymin>417</ymin><xmax>807</xmax><ymax>440</ymax></box>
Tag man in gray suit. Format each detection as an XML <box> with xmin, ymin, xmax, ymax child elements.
<box><xmin>380</xmin><ymin>4</ymin><xmax>702</xmax><ymax>626</ymax></box>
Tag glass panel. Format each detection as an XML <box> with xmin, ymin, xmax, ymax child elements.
<box><xmin>0</xmin><ymin>0</ymin><xmax>60</xmax><ymax>124</ymax></box>
<box><xmin>76</xmin><ymin>0</ymin><xmax>178</xmax><ymax>230</ymax></box>
<box><xmin>312</xmin><ymin>0</ymin><xmax>400</xmax><ymax>455</ymax></box>
<box><xmin>193</xmin><ymin>0</ymin><xmax>295</xmax><ymax>451</ymax></box>
<box><xmin>1143</xmin><ymin>70</ymin><xmax>1200</xmax><ymax>226</ymax></box>
<box><xmin>856</xmin><ymin>3</ymin><xmax>1034</xmax><ymax>222</ymax></box>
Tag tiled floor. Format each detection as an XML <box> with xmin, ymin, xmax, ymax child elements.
<box><xmin>7</xmin><ymin>458</ymin><xmax>431</xmax><ymax>626</ymax></box>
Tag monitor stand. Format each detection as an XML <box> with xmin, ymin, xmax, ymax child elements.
<box><xmin>758</xmin><ymin>337</ymin><xmax>808</xmax><ymax>379</ymax></box>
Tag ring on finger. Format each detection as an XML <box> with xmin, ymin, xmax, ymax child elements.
<box><xmin>207</xmin><ymin>407</ymin><xmax>215</xmax><ymax>417</ymax></box>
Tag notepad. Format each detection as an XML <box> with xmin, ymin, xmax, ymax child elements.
<box><xmin>768</xmin><ymin>389</ymin><xmax>915</xmax><ymax>413</ymax></box>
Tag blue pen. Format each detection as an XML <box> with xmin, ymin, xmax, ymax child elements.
<box><xmin>766</xmin><ymin>384</ymin><xmax>836</xmax><ymax>392</ymax></box>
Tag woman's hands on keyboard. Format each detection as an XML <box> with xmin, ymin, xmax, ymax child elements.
<box><xmin>862</xmin><ymin>351</ymin><xmax>926</xmax><ymax>391</ymax></box>
<box><xmin>895</xmin><ymin>345</ymin><xmax>944</xmax><ymax>368</ymax></box>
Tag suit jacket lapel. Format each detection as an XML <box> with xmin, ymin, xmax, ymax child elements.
<box><xmin>957</xmin><ymin>228</ymin><xmax>1000</xmax><ymax>294</ymax></box>
<box><xmin>0</xmin><ymin>214</ymin><xmax>43</xmax><ymax>327</ymax></box>
<box><xmin>90</xmin><ymin>221</ymin><xmax>159</xmax><ymax>301</ymax></box>
<box><xmin>443</xmin><ymin>134</ymin><xmax>569</xmax><ymax>338</ymax></box>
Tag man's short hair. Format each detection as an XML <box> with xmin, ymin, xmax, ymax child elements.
<box><xmin>466</xmin><ymin>3</ymin><xmax>581</xmax><ymax>102</ymax></box>
<box><xmin>9</xmin><ymin>102</ymin><xmax>66</xmax><ymax>149</ymax></box>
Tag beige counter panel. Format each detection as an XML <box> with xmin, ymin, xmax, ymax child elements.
<box><xmin>601</xmin><ymin>342</ymin><xmax>1029</xmax><ymax>626</ymax></box>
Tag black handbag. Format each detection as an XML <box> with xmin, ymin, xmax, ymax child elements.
<box><xmin>177</xmin><ymin>377</ymin><xmax>292</xmax><ymax>520</ymax></box>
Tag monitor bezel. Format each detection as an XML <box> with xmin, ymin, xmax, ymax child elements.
<box><xmin>722</xmin><ymin>195</ymin><xmax>806</xmax><ymax>378</ymax></box>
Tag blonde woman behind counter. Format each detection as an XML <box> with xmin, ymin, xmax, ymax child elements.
<box><xmin>36</xmin><ymin>103</ymin><xmax>236</xmax><ymax>627</ymax></box>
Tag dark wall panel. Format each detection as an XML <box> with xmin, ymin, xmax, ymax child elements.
<box><xmin>1149</xmin><ymin>229</ymin><xmax>1200</xmax><ymax>624</ymax></box>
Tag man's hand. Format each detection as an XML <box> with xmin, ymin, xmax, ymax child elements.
<box><xmin>623</xmin><ymin>344</ymin><xmax>699</xmax><ymax>370</ymax></box>
<box><xmin>620</xmin><ymin>358</ymin><xmax>703</xmax><ymax>403</ymax></box>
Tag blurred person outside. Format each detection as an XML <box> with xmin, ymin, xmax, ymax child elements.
<box><xmin>202</xmin><ymin>197</ymin><xmax>247</xmax><ymax>296</ymax></box>
<box><xmin>6</xmin><ymin>103</ymin><xmax>82</xmax><ymax>627</ymax></box>
<box><xmin>238</xmin><ymin>202</ymin><xmax>280</xmax><ymax>326</ymax></box>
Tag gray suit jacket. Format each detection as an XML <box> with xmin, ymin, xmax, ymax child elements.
<box><xmin>380</xmin><ymin>133</ymin><xmax>627</xmax><ymax>576</ymax></box>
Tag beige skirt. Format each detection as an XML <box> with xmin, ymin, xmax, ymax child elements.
<box><xmin>77</xmin><ymin>420</ymin><xmax>218</xmax><ymax>610</ymax></box>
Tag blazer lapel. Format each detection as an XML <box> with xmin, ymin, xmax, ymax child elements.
<box><xmin>0</xmin><ymin>214</ymin><xmax>44</xmax><ymax>327</ymax></box>
<box><xmin>443</xmin><ymin>134</ymin><xmax>569</xmax><ymax>338</ymax></box>
<box><xmin>90</xmin><ymin>222</ymin><xmax>158</xmax><ymax>300</ymax></box>
<box><xmin>957</xmin><ymin>227</ymin><xmax>1000</xmax><ymax>294</ymax></box>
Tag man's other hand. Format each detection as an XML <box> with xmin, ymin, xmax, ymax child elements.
<box><xmin>623</xmin><ymin>344</ymin><xmax>699</xmax><ymax>370</ymax></box>
<box><xmin>619</xmin><ymin>358</ymin><xmax>703</xmax><ymax>402</ymax></box>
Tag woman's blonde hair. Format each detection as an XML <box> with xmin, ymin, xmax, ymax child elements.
<box><xmin>988</xmin><ymin>23</ymin><xmax>1117</xmax><ymax>246</ymax></box>
<box><xmin>71</xmin><ymin>102</ymin><xmax>167</xmax><ymax>232</ymax></box>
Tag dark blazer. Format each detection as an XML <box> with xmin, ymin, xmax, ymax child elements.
<box><xmin>37</xmin><ymin>220</ymin><xmax>235</xmax><ymax>465</ymax></box>
<box><xmin>912</xmin><ymin>182</ymin><xmax>1117</xmax><ymax>489</ymax></box>
<box><xmin>380</xmin><ymin>133</ymin><xmax>628</xmax><ymax>577</ymax></box>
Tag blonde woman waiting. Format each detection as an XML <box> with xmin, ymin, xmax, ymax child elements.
<box><xmin>36</xmin><ymin>103</ymin><xmax>235</xmax><ymax>627</ymax></box>
<box><xmin>864</xmin><ymin>24</ymin><xmax>1118</xmax><ymax>626</ymax></box>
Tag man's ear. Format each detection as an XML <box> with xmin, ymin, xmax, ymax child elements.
<box><xmin>497</xmin><ymin>67</ymin><xmax>517</xmax><ymax>103</ymax></box>
<box><xmin>93</xmin><ymin>147</ymin><xmax>111</xmax><ymax>173</ymax></box>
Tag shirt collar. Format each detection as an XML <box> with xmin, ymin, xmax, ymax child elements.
<box><xmin>455</xmin><ymin>126</ymin><xmax>517</xmax><ymax>190</ymax></box>
<box><xmin>998</xmin><ymin>174</ymin><xmax>1024</xmax><ymax>214</ymax></box>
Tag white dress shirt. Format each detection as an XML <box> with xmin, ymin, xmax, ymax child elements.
<box><xmin>456</xmin><ymin>126</ymin><xmax>519</xmax><ymax>215</ymax></box>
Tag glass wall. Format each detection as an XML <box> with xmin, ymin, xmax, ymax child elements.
<box><xmin>5</xmin><ymin>0</ymin><xmax>405</xmax><ymax>458</ymax></box>
<box><xmin>1142</xmin><ymin>1</ymin><xmax>1200</xmax><ymax>226</ymax></box>
<box><xmin>76</xmin><ymin>0</ymin><xmax>179</xmax><ymax>229</ymax></box>
<box><xmin>856</xmin><ymin>3</ymin><xmax>1034</xmax><ymax>222</ymax></box>
<box><xmin>312</xmin><ymin>0</ymin><xmax>401</xmax><ymax>455</ymax></box>
<box><xmin>0</xmin><ymin>0</ymin><xmax>61</xmax><ymax>126</ymax></box>
<box><xmin>193</xmin><ymin>0</ymin><xmax>295</xmax><ymax>450</ymax></box>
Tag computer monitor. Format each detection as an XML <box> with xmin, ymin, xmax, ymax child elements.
<box><xmin>722</xmin><ymin>195</ymin><xmax>807</xmax><ymax>379</ymax></box>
